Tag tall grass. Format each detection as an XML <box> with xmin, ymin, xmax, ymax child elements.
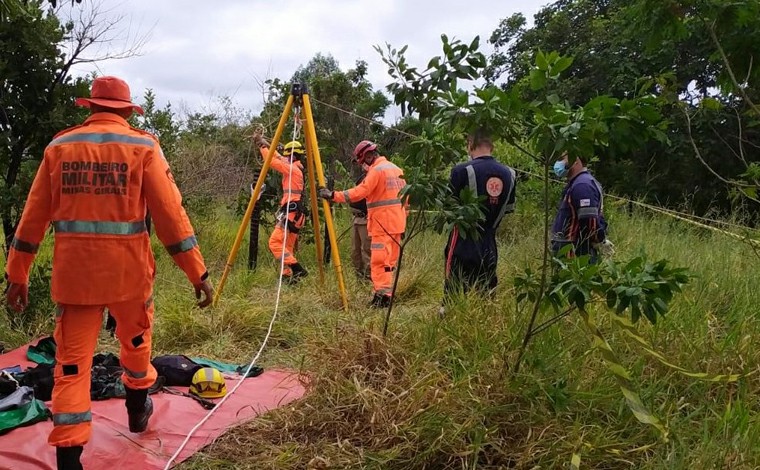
<box><xmin>1</xmin><ymin>198</ymin><xmax>759</xmax><ymax>469</ymax></box>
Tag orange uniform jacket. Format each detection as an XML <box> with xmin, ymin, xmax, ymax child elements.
<box><xmin>259</xmin><ymin>146</ymin><xmax>304</xmax><ymax>206</ymax></box>
<box><xmin>333</xmin><ymin>156</ymin><xmax>406</xmax><ymax>235</ymax></box>
<box><xmin>6</xmin><ymin>113</ymin><xmax>208</xmax><ymax>305</ymax></box>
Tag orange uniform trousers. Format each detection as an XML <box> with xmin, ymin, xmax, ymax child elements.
<box><xmin>49</xmin><ymin>298</ymin><xmax>157</xmax><ymax>448</ymax></box>
<box><xmin>370</xmin><ymin>232</ymin><xmax>401</xmax><ymax>296</ymax></box>
<box><xmin>268</xmin><ymin>210</ymin><xmax>305</xmax><ymax>276</ymax></box>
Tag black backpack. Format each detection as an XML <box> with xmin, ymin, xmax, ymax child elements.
<box><xmin>151</xmin><ymin>355</ymin><xmax>202</xmax><ymax>386</ymax></box>
<box><xmin>17</xmin><ymin>364</ymin><xmax>54</xmax><ymax>401</ymax></box>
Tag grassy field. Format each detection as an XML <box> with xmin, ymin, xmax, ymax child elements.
<box><xmin>2</xmin><ymin>195</ymin><xmax>759</xmax><ymax>469</ymax></box>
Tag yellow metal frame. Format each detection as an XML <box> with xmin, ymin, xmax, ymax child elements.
<box><xmin>213</xmin><ymin>84</ymin><xmax>348</xmax><ymax>310</ymax></box>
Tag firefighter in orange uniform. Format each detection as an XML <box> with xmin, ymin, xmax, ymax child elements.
<box><xmin>252</xmin><ymin>128</ymin><xmax>308</xmax><ymax>282</ymax></box>
<box><xmin>4</xmin><ymin>76</ymin><xmax>214</xmax><ymax>470</ymax></box>
<box><xmin>319</xmin><ymin>141</ymin><xmax>406</xmax><ymax>308</ymax></box>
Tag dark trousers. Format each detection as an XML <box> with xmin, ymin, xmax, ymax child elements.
<box><xmin>443</xmin><ymin>256</ymin><xmax>497</xmax><ymax>300</ymax></box>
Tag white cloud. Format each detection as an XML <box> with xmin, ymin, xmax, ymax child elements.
<box><xmin>63</xmin><ymin>0</ymin><xmax>548</xmax><ymax>121</ymax></box>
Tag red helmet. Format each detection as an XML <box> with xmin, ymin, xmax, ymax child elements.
<box><xmin>353</xmin><ymin>140</ymin><xmax>377</xmax><ymax>162</ymax></box>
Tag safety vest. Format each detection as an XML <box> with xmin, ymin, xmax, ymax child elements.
<box><xmin>334</xmin><ymin>157</ymin><xmax>406</xmax><ymax>235</ymax></box>
<box><xmin>6</xmin><ymin>113</ymin><xmax>208</xmax><ymax>305</ymax></box>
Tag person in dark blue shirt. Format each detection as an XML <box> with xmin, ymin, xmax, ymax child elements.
<box><xmin>551</xmin><ymin>153</ymin><xmax>613</xmax><ymax>263</ymax></box>
<box><xmin>442</xmin><ymin>129</ymin><xmax>516</xmax><ymax>313</ymax></box>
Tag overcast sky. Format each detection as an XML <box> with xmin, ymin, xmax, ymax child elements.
<box><xmin>62</xmin><ymin>0</ymin><xmax>548</xmax><ymax>122</ymax></box>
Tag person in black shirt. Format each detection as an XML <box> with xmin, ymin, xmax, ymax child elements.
<box><xmin>441</xmin><ymin>129</ymin><xmax>516</xmax><ymax>315</ymax></box>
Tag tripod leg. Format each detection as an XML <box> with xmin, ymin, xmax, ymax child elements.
<box><xmin>214</xmin><ymin>95</ymin><xmax>295</xmax><ymax>306</ymax></box>
<box><xmin>303</xmin><ymin>118</ymin><xmax>325</xmax><ymax>284</ymax></box>
<box><xmin>323</xmin><ymin>175</ymin><xmax>335</xmax><ymax>265</ymax></box>
<box><xmin>302</xmin><ymin>93</ymin><xmax>349</xmax><ymax>311</ymax></box>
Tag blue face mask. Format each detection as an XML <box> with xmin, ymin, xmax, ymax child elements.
<box><xmin>553</xmin><ymin>160</ymin><xmax>569</xmax><ymax>178</ymax></box>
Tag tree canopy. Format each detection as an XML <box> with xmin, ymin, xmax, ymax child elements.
<box><xmin>486</xmin><ymin>0</ymin><xmax>760</xmax><ymax>215</ymax></box>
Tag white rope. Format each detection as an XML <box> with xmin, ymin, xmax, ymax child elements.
<box><xmin>163</xmin><ymin>109</ymin><xmax>303</xmax><ymax>469</ymax></box>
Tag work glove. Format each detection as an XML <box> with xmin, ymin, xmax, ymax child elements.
<box><xmin>251</xmin><ymin>124</ymin><xmax>268</xmax><ymax>148</ymax></box>
<box><xmin>594</xmin><ymin>239</ymin><xmax>616</xmax><ymax>258</ymax></box>
<box><xmin>318</xmin><ymin>187</ymin><xmax>334</xmax><ymax>200</ymax></box>
<box><xmin>6</xmin><ymin>283</ymin><xmax>29</xmax><ymax>312</ymax></box>
<box><xmin>194</xmin><ymin>280</ymin><xmax>214</xmax><ymax>308</ymax></box>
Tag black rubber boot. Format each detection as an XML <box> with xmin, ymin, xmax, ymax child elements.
<box><xmin>56</xmin><ymin>446</ymin><xmax>83</xmax><ymax>470</ymax></box>
<box><xmin>125</xmin><ymin>387</ymin><xmax>153</xmax><ymax>433</ymax></box>
<box><xmin>290</xmin><ymin>262</ymin><xmax>309</xmax><ymax>280</ymax></box>
<box><xmin>369</xmin><ymin>293</ymin><xmax>392</xmax><ymax>309</ymax></box>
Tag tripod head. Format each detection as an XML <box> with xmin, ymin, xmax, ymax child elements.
<box><xmin>291</xmin><ymin>83</ymin><xmax>308</xmax><ymax>106</ymax></box>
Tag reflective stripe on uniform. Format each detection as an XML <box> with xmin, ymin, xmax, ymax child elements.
<box><xmin>165</xmin><ymin>235</ymin><xmax>198</xmax><ymax>255</ymax></box>
<box><xmin>493</xmin><ymin>167</ymin><xmax>517</xmax><ymax>229</ymax></box>
<box><xmin>577</xmin><ymin>207</ymin><xmax>599</xmax><ymax>218</ymax></box>
<box><xmin>370</xmin><ymin>243</ymin><xmax>384</xmax><ymax>250</ymax></box>
<box><xmin>342</xmin><ymin>190</ymin><xmax>351</xmax><ymax>202</ymax></box>
<box><xmin>376</xmin><ymin>288</ymin><xmax>392</xmax><ymax>296</ymax></box>
<box><xmin>53</xmin><ymin>220</ymin><xmax>147</xmax><ymax>235</ymax></box>
<box><xmin>123</xmin><ymin>367</ymin><xmax>147</xmax><ymax>379</ymax></box>
<box><xmin>284</xmin><ymin>189</ymin><xmax>303</xmax><ymax>194</ymax></box>
<box><xmin>53</xmin><ymin>411</ymin><xmax>92</xmax><ymax>426</ymax></box>
<box><xmin>10</xmin><ymin>237</ymin><xmax>39</xmax><ymax>254</ymax></box>
<box><xmin>466</xmin><ymin>165</ymin><xmax>477</xmax><ymax>195</ymax></box>
<box><xmin>274</xmin><ymin>252</ymin><xmax>293</xmax><ymax>261</ymax></box>
<box><xmin>373</xmin><ymin>163</ymin><xmax>399</xmax><ymax>171</ymax></box>
<box><xmin>367</xmin><ymin>198</ymin><xmax>401</xmax><ymax>209</ymax></box>
<box><xmin>49</xmin><ymin>132</ymin><xmax>154</xmax><ymax>148</ymax></box>
<box><xmin>592</xmin><ymin>179</ymin><xmax>604</xmax><ymax>211</ymax></box>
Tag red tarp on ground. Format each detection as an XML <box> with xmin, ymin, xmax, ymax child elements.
<box><xmin>0</xmin><ymin>342</ymin><xmax>306</xmax><ymax>470</ymax></box>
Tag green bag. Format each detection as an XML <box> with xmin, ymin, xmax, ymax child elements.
<box><xmin>27</xmin><ymin>337</ymin><xmax>56</xmax><ymax>366</ymax></box>
<box><xmin>0</xmin><ymin>395</ymin><xmax>51</xmax><ymax>434</ymax></box>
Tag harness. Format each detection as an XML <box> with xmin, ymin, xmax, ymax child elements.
<box><xmin>276</xmin><ymin>201</ymin><xmax>307</xmax><ymax>233</ymax></box>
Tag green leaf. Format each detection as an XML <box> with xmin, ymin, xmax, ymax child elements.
<box><xmin>552</xmin><ymin>56</ymin><xmax>574</xmax><ymax>75</ymax></box>
<box><xmin>643</xmin><ymin>305</ymin><xmax>658</xmax><ymax>324</ymax></box>
<box><xmin>700</xmin><ymin>97</ymin><xmax>721</xmax><ymax>111</ymax></box>
<box><xmin>529</xmin><ymin>69</ymin><xmax>548</xmax><ymax>91</ymax></box>
<box><xmin>535</xmin><ymin>50</ymin><xmax>548</xmax><ymax>71</ymax></box>
<box><xmin>606</xmin><ymin>289</ymin><xmax>618</xmax><ymax>309</ymax></box>
<box><xmin>741</xmin><ymin>187</ymin><xmax>758</xmax><ymax>200</ymax></box>
<box><xmin>616</xmin><ymin>297</ymin><xmax>630</xmax><ymax>315</ymax></box>
<box><xmin>653</xmin><ymin>298</ymin><xmax>668</xmax><ymax>314</ymax></box>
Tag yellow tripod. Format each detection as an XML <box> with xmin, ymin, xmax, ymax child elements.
<box><xmin>213</xmin><ymin>83</ymin><xmax>349</xmax><ymax>310</ymax></box>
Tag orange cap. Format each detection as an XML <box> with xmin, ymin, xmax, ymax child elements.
<box><xmin>75</xmin><ymin>76</ymin><xmax>144</xmax><ymax>115</ymax></box>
